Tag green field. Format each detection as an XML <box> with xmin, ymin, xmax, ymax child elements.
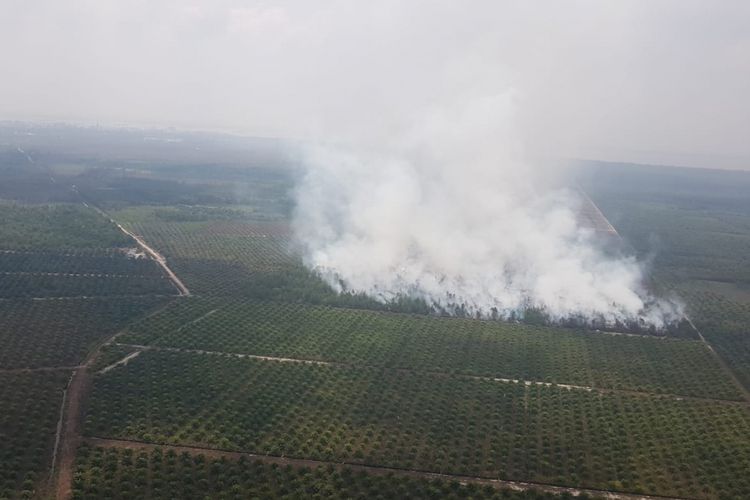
<box><xmin>0</xmin><ymin>205</ymin><xmax>177</xmax><ymax>300</ymax></box>
<box><xmin>72</xmin><ymin>445</ymin><xmax>564</xmax><ymax>500</ymax></box>
<box><xmin>0</xmin><ymin>250</ymin><xmax>167</xmax><ymax>275</ymax></box>
<box><xmin>0</xmin><ymin>203</ymin><xmax>131</xmax><ymax>251</ymax></box>
<box><xmin>119</xmin><ymin>298</ymin><xmax>741</xmax><ymax>400</ymax></box>
<box><xmin>0</xmin><ymin>200</ymin><xmax>172</xmax><ymax>499</ymax></box>
<box><xmin>583</xmin><ymin>161</ymin><xmax>750</xmax><ymax>393</ymax></box>
<box><xmin>109</xmin><ymin>206</ymin><xmax>436</xmax><ymax>314</ymax></box>
<box><xmin>3</xmin><ymin>131</ymin><xmax>750</xmax><ymax>499</ymax></box>
<box><xmin>85</xmin><ymin>350</ymin><xmax>750</xmax><ymax>499</ymax></box>
<box><xmin>0</xmin><ymin>273</ymin><xmax>176</xmax><ymax>298</ymax></box>
<box><xmin>673</xmin><ymin>286</ymin><xmax>750</xmax><ymax>389</ymax></box>
<box><xmin>0</xmin><ymin>298</ymin><xmax>164</xmax><ymax>369</ymax></box>
<box><xmin>0</xmin><ymin>371</ymin><xmax>70</xmax><ymax>499</ymax></box>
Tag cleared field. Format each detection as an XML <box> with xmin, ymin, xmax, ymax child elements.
<box><xmin>0</xmin><ymin>298</ymin><xmax>166</xmax><ymax>369</ymax></box>
<box><xmin>86</xmin><ymin>350</ymin><xmax>750</xmax><ymax>499</ymax></box>
<box><xmin>72</xmin><ymin>444</ymin><xmax>564</xmax><ymax>500</ymax></box>
<box><xmin>575</xmin><ymin>191</ymin><xmax>618</xmax><ymax>236</ymax></box>
<box><xmin>0</xmin><ymin>370</ymin><xmax>69</xmax><ymax>500</ymax></box>
<box><xmin>120</xmin><ymin>298</ymin><xmax>743</xmax><ymax>400</ymax></box>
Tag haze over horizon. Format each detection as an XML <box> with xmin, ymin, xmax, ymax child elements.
<box><xmin>2</xmin><ymin>0</ymin><xmax>750</xmax><ymax>170</ymax></box>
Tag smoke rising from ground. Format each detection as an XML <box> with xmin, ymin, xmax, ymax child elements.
<box><xmin>293</xmin><ymin>89</ymin><xmax>682</xmax><ymax>326</ymax></box>
<box><xmin>4</xmin><ymin>1</ymin><xmax>742</xmax><ymax>324</ymax></box>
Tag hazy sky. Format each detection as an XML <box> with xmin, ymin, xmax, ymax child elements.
<box><xmin>2</xmin><ymin>1</ymin><xmax>749</xmax><ymax>169</ymax></box>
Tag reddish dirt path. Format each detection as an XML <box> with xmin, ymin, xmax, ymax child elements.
<box><xmin>84</xmin><ymin>437</ymin><xmax>685</xmax><ymax>500</ymax></box>
<box><xmin>53</xmin><ymin>367</ymin><xmax>90</xmax><ymax>500</ymax></box>
<box><xmin>50</xmin><ymin>301</ymin><xmax>177</xmax><ymax>500</ymax></box>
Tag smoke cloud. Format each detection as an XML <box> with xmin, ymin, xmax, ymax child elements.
<box><xmin>293</xmin><ymin>89</ymin><xmax>681</xmax><ymax>326</ymax></box>
<box><xmin>5</xmin><ymin>0</ymin><xmax>742</xmax><ymax>324</ymax></box>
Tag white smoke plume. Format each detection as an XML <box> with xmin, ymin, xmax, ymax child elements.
<box><xmin>1</xmin><ymin>0</ymin><xmax>710</xmax><ymax>326</ymax></box>
<box><xmin>293</xmin><ymin>90</ymin><xmax>682</xmax><ymax>327</ymax></box>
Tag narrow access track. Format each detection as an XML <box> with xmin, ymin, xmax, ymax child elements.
<box><xmin>97</xmin><ymin>350</ymin><xmax>142</xmax><ymax>375</ymax></box>
<box><xmin>84</xmin><ymin>437</ymin><xmax>687</xmax><ymax>500</ymax></box>
<box><xmin>51</xmin><ymin>366</ymin><xmax>89</xmax><ymax>500</ymax></box>
<box><xmin>48</xmin><ymin>371</ymin><xmax>75</xmax><ymax>492</ymax></box>
<box><xmin>76</xmin><ymin>195</ymin><xmax>190</xmax><ymax>296</ymax></box>
<box><xmin>114</xmin><ymin>223</ymin><xmax>190</xmax><ymax>297</ymax></box>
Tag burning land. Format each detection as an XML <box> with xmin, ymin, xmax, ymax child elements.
<box><xmin>2</xmin><ymin>2</ymin><xmax>750</xmax><ymax>500</ymax></box>
<box><xmin>1</xmin><ymin>124</ymin><xmax>750</xmax><ymax>500</ymax></box>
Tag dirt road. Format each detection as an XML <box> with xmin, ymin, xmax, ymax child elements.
<box><xmin>50</xmin><ymin>301</ymin><xmax>177</xmax><ymax>500</ymax></box>
<box><xmin>114</xmin><ymin>223</ymin><xmax>190</xmax><ymax>297</ymax></box>
<box><xmin>52</xmin><ymin>368</ymin><xmax>90</xmax><ymax>500</ymax></box>
<box><xmin>84</xmin><ymin>437</ymin><xmax>685</xmax><ymax>500</ymax></box>
<box><xmin>76</xmin><ymin>197</ymin><xmax>190</xmax><ymax>296</ymax></box>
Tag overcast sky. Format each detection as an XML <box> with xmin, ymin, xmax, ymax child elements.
<box><xmin>2</xmin><ymin>1</ymin><xmax>749</xmax><ymax>169</ymax></box>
